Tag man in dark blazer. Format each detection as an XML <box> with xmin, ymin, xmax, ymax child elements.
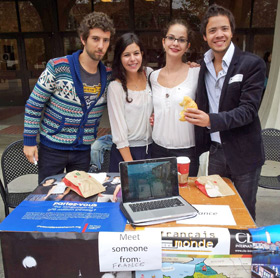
<box><xmin>185</xmin><ymin>4</ymin><xmax>265</xmax><ymax>220</ymax></box>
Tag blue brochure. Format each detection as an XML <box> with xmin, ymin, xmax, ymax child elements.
<box><xmin>249</xmin><ymin>225</ymin><xmax>280</xmax><ymax>277</ymax></box>
<box><xmin>0</xmin><ymin>200</ymin><xmax>127</xmax><ymax>232</ymax></box>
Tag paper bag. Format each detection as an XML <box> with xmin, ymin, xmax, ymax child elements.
<box><xmin>63</xmin><ymin>170</ymin><xmax>105</xmax><ymax>198</ymax></box>
<box><xmin>195</xmin><ymin>175</ymin><xmax>235</xmax><ymax>198</ymax></box>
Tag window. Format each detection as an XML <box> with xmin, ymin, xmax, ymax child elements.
<box><xmin>67</xmin><ymin>1</ymin><xmax>91</xmax><ymax>31</ymax></box>
<box><xmin>0</xmin><ymin>39</ymin><xmax>23</xmax><ymax>105</ymax></box>
<box><xmin>210</xmin><ymin>0</ymin><xmax>251</xmax><ymax>28</ymax></box>
<box><xmin>254</xmin><ymin>34</ymin><xmax>274</xmax><ymax>60</ymax></box>
<box><xmin>19</xmin><ymin>1</ymin><xmax>43</xmax><ymax>32</ymax></box>
<box><xmin>0</xmin><ymin>2</ymin><xmax>18</xmax><ymax>32</ymax></box>
<box><xmin>253</xmin><ymin>0</ymin><xmax>278</xmax><ymax>28</ymax></box>
<box><xmin>172</xmin><ymin>0</ymin><xmax>208</xmax><ymax>30</ymax></box>
<box><xmin>139</xmin><ymin>33</ymin><xmax>164</xmax><ymax>68</ymax></box>
<box><xmin>63</xmin><ymin>37</ymin><xmax>82</xmax><ymax>55</ymax></box>
<box><xmin>0</xmin><ymin>39</ymin><xmax>19</xmax><ymax>71</ymax></box>
<box><xmin>135</xmin><ymin>0</ymin><xmax>170</xmax><ymax>30</ymax></box>
<box><xmin>25</xmin><ymin>38</ymin><xmax>46</xmax><ymax>70</ymax></box>
<box><xmin>94</xmin><ymin>0</ymin><xmax>129</xmax><ymax>30</ymax></box>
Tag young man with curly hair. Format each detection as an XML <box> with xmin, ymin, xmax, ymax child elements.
<box><xmin>23</xmin><ymin>12</ymin><xmax>115</xmax><ymax>183</ymax></box>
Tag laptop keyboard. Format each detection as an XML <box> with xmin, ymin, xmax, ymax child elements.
<box><xmin>129</xmin><ymin>198</ymin><xmax>184</xmax><ymax>212</ymax></box>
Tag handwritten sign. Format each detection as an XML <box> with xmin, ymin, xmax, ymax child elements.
<box><xmin>177</xmin><ymin>205</ymin><xmax>236</xmax><ymax>226</ymax></box>
<box><xmin>98</xmin><ymin>231</ymin><xmax>162</xmax><ymax>271</ymax></box>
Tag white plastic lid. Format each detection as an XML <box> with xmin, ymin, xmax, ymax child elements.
<box><xmin>177</xmin><ymin>156</ymin><xmax>191</xmax><ymax>164</ymax></box>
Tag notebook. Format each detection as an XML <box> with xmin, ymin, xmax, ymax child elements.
<box><xmin>119</xmin><ymin>157</ymin><xmax>198</xmax><ymax>226</ymax></box>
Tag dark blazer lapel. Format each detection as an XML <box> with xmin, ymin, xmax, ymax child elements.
<box><xmin>199</xmin><ymin>61</ymin><xmax>208</xmax><ymax>99</ymax></box>
<box><xmin>219</xmin><ymin>46</ymin><xmax>241</xmax><ymax>110</ymax></box>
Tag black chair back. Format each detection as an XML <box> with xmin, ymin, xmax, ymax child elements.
<box><xmin>262</xmin><ymin>128</ymin><xmax>280</xmax><ymax>162</ymax></box>
<box><xmin>1</xmin><ymin>139</ymin><xmax>38</xmax><ymax>216</ymax></box>
<box><xmin>259</xmin><ymin>128</ymin><xmax>280</xmax><ymax>190</ymax></box>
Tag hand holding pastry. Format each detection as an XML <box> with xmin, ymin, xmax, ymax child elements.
<box><xmin>179</xmin><ymin>96</ymin><xmax>198</xmax><ymax>121</ymax></box>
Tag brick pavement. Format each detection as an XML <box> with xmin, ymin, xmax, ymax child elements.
<box><xmin>0</xmin><ymin>106</ymin><xmax>24</xmax><ymax>121</ymax></box>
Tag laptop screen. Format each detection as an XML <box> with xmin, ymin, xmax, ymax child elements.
<box><xmin>119</xmin><ymin>157</ymin><xmax>179</xmax><ymax>203</ymax></box>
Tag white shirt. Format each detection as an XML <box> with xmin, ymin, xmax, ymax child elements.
<box><xmin>151</xmin><ymin>67</ymin><xmax>200</xmax><ymax>149</ymax></box>
<box><xmin>204</xmin><ymin>42</ymin><xmax>235</xmax><ymax>143</ymax></box>
<box><xmin>107</xmin><ymin>67</ymin><xmax>153</xmax><ymax>149</ymax></box>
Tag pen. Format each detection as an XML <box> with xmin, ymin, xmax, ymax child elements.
<box><xmin>33</xmin><ymin>156</ymin><xmax>37</xmax><ymax>166</ymax></box>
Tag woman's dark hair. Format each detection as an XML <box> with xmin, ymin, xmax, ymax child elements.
<box><xmin>200</xmin><ymin>4</ymin><xmax>235</xmax><ymax>36</ymax></box>
<box><xmin>163</xmin><ymin>18</ymin><xmax>192</xmax><ymax>44</ymax></box>
<box><xmin>263</xmin><ymin>51</ymin><xmax>271</xmax><ymax>62</ymax></box>
<box><xmin>112</xmin><ymin>32</ymin><xmax>146</xmax><ymax>103</ymax></box>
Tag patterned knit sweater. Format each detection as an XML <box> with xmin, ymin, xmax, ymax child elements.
<box><xmin>23</xmin><ymin>50</ymin><xmax>111</xmax><ymax>151</ymax></box>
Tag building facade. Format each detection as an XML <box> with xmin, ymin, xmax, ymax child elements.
<box><xmin>0</xmin><ymin>0</ymin><xmax>278</xmax><ymax>105</ymax></box>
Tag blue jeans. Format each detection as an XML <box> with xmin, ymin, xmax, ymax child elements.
<box><xmin>208</xmin><ymin>143</ymin><xmax>261</xmax><ymax>221</ymax></box>
<box><xmin>38</xmin><ymin>143</ymin><xmax>90</xmax><ymax>183</ymax></box>
<box><xmin>151</xmin><ymin>142</ymin><xmax>199</xmax><ymax>177</ymax></box>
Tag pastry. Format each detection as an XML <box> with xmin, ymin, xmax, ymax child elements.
<box><xmin>179</xmin><ymin>96</ymin><xmax>198</xmax><ymax>121</ymax></box>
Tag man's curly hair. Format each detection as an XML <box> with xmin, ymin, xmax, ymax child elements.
<box><xmin>78</xmin><ymin>12</ymin><xmax>115</xmax><ymax>41</ymax></box>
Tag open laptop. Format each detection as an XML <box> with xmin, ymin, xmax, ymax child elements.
<box><xmin>119</xmin><ymin>157</ymin><xmax>198</xmax><ymax>226</ymax></box>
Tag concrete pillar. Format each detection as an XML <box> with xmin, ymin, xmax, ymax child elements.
<box><xmin>259</xmin><ymin>0</ymin><xmax>280</xmax><ymax>129</ymax></box>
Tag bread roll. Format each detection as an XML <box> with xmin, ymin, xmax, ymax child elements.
<box><xmin>179</xmin><ymin>96</ymin><xmax>198</xmax><ymax>121</ymax></box>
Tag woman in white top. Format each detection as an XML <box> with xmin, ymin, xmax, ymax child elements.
<box><xmin>107</xmin><ymin>33</ymin><xmax>153</xmax><ymax>172</ymax></box>
<box><xmin>150</xmin><ymin>19</ymin><xmax>200</xmax><ymax>176</ymax></box>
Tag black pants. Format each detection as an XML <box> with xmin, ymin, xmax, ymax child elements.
<box><xmin>208</xmin><ymin>142</ymin><xmax>261</xmax><ymax>220</ymax></box>
<box><xmin>151</xmin><ymin>142</ymin><xmax>199</xmax><ymax>177</ymax></box>
<box><xmin>38</xmin><ymin>143</ymin><xmax>90</xmax><ymax>183</ymax></box>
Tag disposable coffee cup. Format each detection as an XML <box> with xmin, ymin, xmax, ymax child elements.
<box><xmin>177</xmin><ymin>156</ymin><xmax>190</xmax><ymax>187</ymax></box>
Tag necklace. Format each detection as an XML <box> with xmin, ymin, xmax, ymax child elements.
<box><xmin>133</xmin><ymin>78</ymin><xmax>141</xmax><ymax>89</ymax></box>
<box><xmin>162</xmin><ymin>63</ymin><xmax>188</xmax><ymax>89</ymax></box>
<box><xmin>127</xmin><ymin>72</ymin><xmax>145</xmax><ymax>90</ymax></box>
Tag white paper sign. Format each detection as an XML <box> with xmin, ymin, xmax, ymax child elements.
<box><xmin>98</xmin><ymin>230</ymin><xmax>162</xmax><ymax>272</ymax></box>
<box><xmin>177</xmin><ymin>205</ymin><xmax>236</xmax><ymax>226</ymax></box>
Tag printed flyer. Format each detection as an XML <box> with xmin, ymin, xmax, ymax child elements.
<box><xmin>25</xmin><ymin>172</ymin><xmax>121</xmax><ymax>203</ymax></box>
<box><xmin>250</xmin><ymin>225</ymin><xmax>280</xmax><ymax>277</ymax></box>
<box><xmin>136</xmin><ymin>227</ymin><xmax>253</xmax><ymax>278</ymax></box>
<box><xmin>0</xmin><ymin>200</ymin><xmax>127</xmax><ymax>232</ymax></box>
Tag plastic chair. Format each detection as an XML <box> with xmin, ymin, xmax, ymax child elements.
<box><xmin>0</xmin><ymin>178</ymin><xmax>9</xmax><ymax>216</ymax></box>
<box><xmin>259</xmin><ymin>128</ymin><xmax>280</xmax><ymax>190</ymax></box>
<box><xmin>1</xmin><ymin>139</ymin><xmax>38</xmax><ymax>216</ymax></box>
